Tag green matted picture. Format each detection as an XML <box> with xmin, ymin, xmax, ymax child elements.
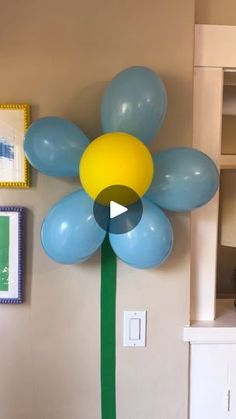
<box><xmin>0</xmin><ymin>207</ymin><xmax>24</xmax><ymax>304</ymax></box>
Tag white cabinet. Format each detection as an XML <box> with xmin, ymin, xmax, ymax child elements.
<box><xmin>190</xmin><ymin>344</ymin><xmax>236</xmax><ymax>419</ymax></box>
<box><xmin>184</xmin><ymin>300</ymin><xmax>236</xmax><ymax>418</ymax></box>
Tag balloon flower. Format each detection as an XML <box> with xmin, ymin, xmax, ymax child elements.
<box><xmin>24</xmin><ymin>66</ymin><xmax>219</xmax><ymax>269</ymax></box>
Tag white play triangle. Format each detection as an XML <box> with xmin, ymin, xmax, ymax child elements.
<box><xmin>110</xmin><ymin>201</ymin><xmax>128</xmax><ymax>219</ymax></box>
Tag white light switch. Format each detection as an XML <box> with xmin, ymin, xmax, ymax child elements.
<box><xmin>129</xmin><ymin>318</ymin><xmax>141</xmax><ymax>340</ymax></box>
<box><xmin>123</xmin><ymin>311</ymin><xmax>146</xmax><ymax>347</ymax></box>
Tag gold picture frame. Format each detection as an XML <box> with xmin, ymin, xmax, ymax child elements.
<box><xmin>0</xmin><ymin>104</ymin><xmax>30</xmax><ymax>188</ymax></box>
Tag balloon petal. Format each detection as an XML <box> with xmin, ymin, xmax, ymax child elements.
<box><xmin>109</xmin><ymin>198</ymin><xmax>173</xmax><ymax>269</ymax></box>
<box><xmin>101</xmin><ymin>66</ymin><xmax>167</xmax><ymax>144</ymax></box>
<box><xmin>41</xmin><ymin>189</ymin><xmax>108</xmax><ymax>264</ymax></box>
<box><xmin>146</xmin><ymin>147</ymin><xmax>219</xmax><ymax>211</ymax></box>
<box><xmin>24</xmin><ymin>116</ymin><xmax>89</xmax><ymax>176</ymax></box>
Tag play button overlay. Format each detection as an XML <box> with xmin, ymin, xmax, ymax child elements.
<box><xmin>110</xmin><ymin>201</ymin><xmax>128</xmax><ymax>219</ymax></box>
<box><xmin>93</xmin><ymin>185</ymin><xmax>143</xmax><ymax>234</ymax></box>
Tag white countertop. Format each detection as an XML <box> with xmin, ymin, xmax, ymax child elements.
<box><xmin>183</xmin><ymin>299</ymin><xmax>236</xmax><ymax>343</ymax></box>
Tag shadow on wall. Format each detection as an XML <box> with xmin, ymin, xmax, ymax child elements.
<box><xmin>29</xmin><ymin>80</ymin><xmax>107</xmax><ymax>143</ymax></box>
<box><xmin>150</xmin><ymin>73</ymin><xmax>193</xmax><ymax>153</ymax></box>
<box><xmin>152</xmin><ymin>212</ymin><xmax>189</xmax><ymax>274</ymax></box>
<box><xmin>64</xmin><ymin>81</ymin><xmax>108</xmax><ymax>140</ymax></box>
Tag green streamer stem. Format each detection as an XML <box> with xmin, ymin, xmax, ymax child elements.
<box><xmin>101</xmin><ymin>235</ymin><xmax>117</xmax><ymax>419</ymax></box>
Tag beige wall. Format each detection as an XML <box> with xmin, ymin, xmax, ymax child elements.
<box><xmin>0</xmin><ymin>1</ymin><xmax>194</xmax><ymax>418</ymax></box>
<box><xmin>196</xmin><ymin>0</ymin><xmax>236</xmax><ymax>25</ymax></box>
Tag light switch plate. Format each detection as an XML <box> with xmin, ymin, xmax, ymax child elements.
<box><xmin>123</xmin><ymin>311</ymin><xmax>146</xmax><ymax>347</ymax></box>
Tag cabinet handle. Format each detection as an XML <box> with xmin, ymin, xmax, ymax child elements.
<box><xmin>227</xmin><ymin>389</ymin><xmax>231</xmax><ymax>412</ymax></box>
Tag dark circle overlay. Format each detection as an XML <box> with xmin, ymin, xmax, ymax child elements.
<box><xmin>93</xmin><ymin>185</ymin><xmax>143</xmax><ymax>234</ymax></box>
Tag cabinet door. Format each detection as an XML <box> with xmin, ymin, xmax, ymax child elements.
<box><xmin>227</xmin><ymin>345</ymin><xmax>236</xmax><ymax>416</ymax></box>
<box><xmin>190</xmin><ymin>344</ymin><xmax>230</xmax><ymax>419</ymax></box>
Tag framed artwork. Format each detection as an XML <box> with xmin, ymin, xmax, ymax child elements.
<box><xmin>0</xmin><ymin>207</ymin><xmax>24</xmax><ymax>304</ymax></box>
<box><xmin>0</xmin><ymin>104</ymin><xmax>30</xmax><ymax>188</ymax></box>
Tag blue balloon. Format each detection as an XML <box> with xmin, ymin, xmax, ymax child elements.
<box><xmin>101</xmin><ymin>66</ymin><xmax>167</xmax><ymax>144</ymax></box>
<box><xmin>109</xmin><ymin>198</ymin><xmax>173</xmax><ymax>269</ymax></box>
<box><xmin>146</xmin><ymin>147</ymin><xmax>219</xmax><ymax>211</ymax></box>
<box><xmin>24</xmin><ymin>116</ymin><xmax>89</xmax><ymax>176</ymax></box>
<box><xmin>41</xmin><ymin>190</ymin><xmax>108</xmax><ymax>264</ymax></box>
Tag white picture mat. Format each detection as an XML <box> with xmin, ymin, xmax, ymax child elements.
<box><xmin>0</xmin><ymin>109</ymin><xmax>25</xmax><ymax>182</ymax></box>
<box><xmin>0</xmin><ymin>212</ymin><xmax>19</xmax><ymax>299</ymax></box>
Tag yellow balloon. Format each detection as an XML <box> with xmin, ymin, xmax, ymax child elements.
<box><xmin>79</xmin><ymin>132</ymin><xmax>154</xmax><ymax>201</ymax></box>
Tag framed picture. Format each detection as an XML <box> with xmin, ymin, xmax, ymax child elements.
<box><xmin>0</xmin><ymin>207</ymin><xmax>24</xmax><ymax>304</ymax></box>
<box><xmin>0</xmin><ymin>104</ymin><xmax>30</xmax><ymax>188</ymax></box>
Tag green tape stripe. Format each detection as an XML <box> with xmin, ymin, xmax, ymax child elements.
<box><xmin>101</xmin><ymin>235</ymin><xmax>117</xmax><ymax>419</ymax></box>
<box><xmin>0</xmin><ymin>216</ymin><xmax>10</xmax><ymax>291</ymax></box>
